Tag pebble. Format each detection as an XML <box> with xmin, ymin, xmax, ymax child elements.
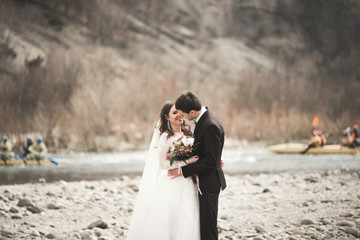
<box><xmin>344</xmin><ymin>227</ymin><xmax>359</xmax><ymax>238</ymax></box>
<box><xmin>31</xmin><ymin>230</ymin><xmax>41</xmax><ymax>237</ymax></box>
<box><xmin>47</xmin><ymin>203</ymin><xmax>61</xmax><ymax>210</ymax></box>
<box><xmin>80</xmin><ymin>230</ymin><xmax>97</xmax><ymax>240</ymax></box>
<box><xmin>26</xmin><ymin>206</ymin><xmax>42</xmax><ymax>214</ymax></box>
<box><xmin>0</xmin><ymin>195</ymin><xmax>8</xmax><ymax>202</ymax></box>
<box><xmin>128</xmin><ymin>184</ymin><xmax>139</xmax><ymax>192</ymax></box>
<box><xmin>292</xmin><ymin>230</ymin><xmax>304</xmax><ymax>235</ymax></box>
<box><xmin>319</xmin><ymin>219</ymin><xmax>332</xmax><ymax>225</ymax></box>
<box><xmin>339</xmin><ymin>212</ymin><xmax>353</xmax><ymax>217</ymax></box>
<box><xmin>0</xmin><ymin>230</ymin><xmax>14</xmax><ymax>238</ymax></box>
<box><xmin>9</xmin><ymin>206</ymin><xmax>19</xmax><ymax>213</ymax></box>
<box><xmin>88</xmin><ymin>220</ymin><xmax>108</xmax><ymax>229</ymax></box>
<box><xmin>304</xmin><ymin>176</ymin><xmax>319</xmax><ymax>183</ymax></box>
<box><xmin>300</xmin><ymin>219</ymin><xmax>315</xmax><ymax>225</ymax></box>
<box><xmin>45</xmin><ymin>233</ymin><xmax>56</xmax><ymax>239</ymax></box>
<box><xmin>17</xmin><ymin>198</ymin><xmax>32</xmax><ymax>207</ymax></box>
<box><xmin>255</xmin><ymin>225</ymin><xmax>266</xmax><ymax>233</ymax></box>
<box><xmin>336</xmin><ymin>221</ymin><xmax>355</xmax><ymax>227</ymax></box>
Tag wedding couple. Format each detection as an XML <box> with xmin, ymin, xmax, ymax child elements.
<box><xmin>126</xmin><ymin>91</ymin><xmax>226</xmax><ymax>240</ymax></box>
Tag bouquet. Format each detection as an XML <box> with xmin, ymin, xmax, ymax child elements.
<box><xmin>167</xmin><ymin>135</ymin><xmax>198</xmax><ymax>166</ymax></box>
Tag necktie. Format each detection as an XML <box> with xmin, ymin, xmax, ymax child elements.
<box><xmin>193</xmin><ymin>119</ymin><xmax>197</xmax><ymax>125</ymax></box>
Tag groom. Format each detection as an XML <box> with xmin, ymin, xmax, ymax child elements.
<box><xmin>168</xmin><ymin>91</ymin><xmax>227</xmax><ymax>240</ymax></box>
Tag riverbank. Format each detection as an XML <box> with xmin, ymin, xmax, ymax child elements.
<box><xmin>0</xmin><ymin>171</ymin><xmax>359</xmax><ymax>239</ymax></box>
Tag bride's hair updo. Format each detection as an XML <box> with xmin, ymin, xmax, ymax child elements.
<box><xmin>159</xmin><ymin>101</ymin><xmax>192</xmax><ymax>138</ymax></box>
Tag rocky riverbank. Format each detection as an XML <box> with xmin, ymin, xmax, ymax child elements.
<box><xmin>0</xmin><ymin>171</ymin><xmax>359</xmax><ymax>239</ymax></box>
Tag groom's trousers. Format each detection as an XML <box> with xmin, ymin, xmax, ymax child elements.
<box><xmin>199</xmin><ymin>187</ymin><xmax>220</xmax><ymax>240</ymax></box>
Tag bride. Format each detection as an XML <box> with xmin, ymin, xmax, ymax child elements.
<box><xmin>126</xmin><ymin>101</ymin><xmax>200</xmax><ymax>240</ymax></box>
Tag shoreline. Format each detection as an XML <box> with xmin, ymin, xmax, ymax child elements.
<box><xmin>0</xmin><ymin>171</ymin><xmax>359</xmax><ymax>239</ymax></box>
<box><xmin>1</xmin><ymin>168</ymin><xmax>358</xmax><ymax>186</ymax></box>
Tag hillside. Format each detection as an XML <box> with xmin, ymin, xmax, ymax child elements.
<box><xmin>1</xmin><ymin>0</ymin><xmax>359</xmax><ymax>151</ymax></box>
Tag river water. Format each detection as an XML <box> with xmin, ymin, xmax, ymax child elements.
<box><xmin>0</xmin><ymin>147</ymin><xmax>359</xmax><ymax>185</ymax></box>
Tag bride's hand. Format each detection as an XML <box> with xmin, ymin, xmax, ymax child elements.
<box><xmin>187</xmin><ymin>155</ymin><xmax>199</xmax><ymax>164</ymax></box>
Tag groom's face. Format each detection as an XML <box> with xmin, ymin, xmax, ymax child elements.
<box><xmin>177</xmin><ymin>110</ymin><xmax>195</xmax><ymax>121</ymax></box>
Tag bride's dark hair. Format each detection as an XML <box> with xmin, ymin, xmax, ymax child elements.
<box><xmin>159</xmin><ymin>101</ymin><xmax>192</xmax><ymax>138</ymax></box>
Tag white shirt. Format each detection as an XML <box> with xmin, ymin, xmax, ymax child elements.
<box><xmin>195</xmin><ymin>106</ymin><xmax>207</xmax><ymax>123</ymax></box>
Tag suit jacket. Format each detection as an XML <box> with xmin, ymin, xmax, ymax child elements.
<box><xmin>182</xmin><ymin>109</ymin><xmax>227</xmax><ymax>192</ymax></box>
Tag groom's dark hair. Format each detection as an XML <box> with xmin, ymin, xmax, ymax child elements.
<box><xmin>175</xmin><ymin>91</ymin><xmax>202</xmax><ymax>113</ymax></box>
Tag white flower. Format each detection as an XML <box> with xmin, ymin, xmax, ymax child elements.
<box><xmin>181</xmin><ymin>136</ymin><xmax>194</xmax><ymax>146</ymax></box>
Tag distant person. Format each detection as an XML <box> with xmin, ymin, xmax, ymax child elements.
<box><xmin>301</xmin><ymin>130</ymin><xmax>322</xmax><ymax>154</ymax></box>
<box><xmin>351</xmin><ymin>124</ymin><xmax>359</xmax><ymax>148</ymax></box>
<box><xmin>23</xmin><ymin>136</ymin><xmax>33</xmax><ymax>158</ymax></box>
<box><xmin>27</xmin><ymin>137</ymin><xmax>48</xmax><ymax>163</ymax></box>
<box><xmin>0</xmin><ymin>136</ymin><xmax>12</xmax><ymax>165</ymax></box>
<box><xmin>318</xmin><ymin>130</ymin><xmax>326</xmax><ymax>147</ymax></box>
<box><xmin>342</xmin><ymin>127</ymin><xmax>353</xmax><ymax>147</ymax></box>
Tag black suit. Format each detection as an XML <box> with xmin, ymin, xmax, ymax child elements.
<box><xmin>182</xmin><ymin>109</ymin><xmax>226</xmax><ymax>240</ymax></box>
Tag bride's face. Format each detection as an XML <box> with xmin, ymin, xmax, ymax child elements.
<box><xmin>167</xmin><ymin>105</ymin><xmax>183</xmax><ymax>126</ymax></box>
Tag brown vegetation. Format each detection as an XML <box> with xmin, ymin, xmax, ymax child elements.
<box><xmin>0</xmin><ymin>0</ymin><xmax>359</xmax><ymax>152</ymax></box>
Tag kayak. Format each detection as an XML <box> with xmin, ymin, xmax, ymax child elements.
<box><xmin>0</xmin><ymin>159</ymin><xmax>64</xmax><ymax>166</ymax></box>
<box><xmin>267</xmin><ymin>143</ymin><xmax>359</xmax><ymax>154</ymax></box>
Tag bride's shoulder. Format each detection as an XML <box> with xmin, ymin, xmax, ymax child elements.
<box><xmin>160</xmin><ymin>131</ymin><xmax>170</xmax><ymax>139</ymax></box>
<box><xmin>159</xmin><ymin>131</ymin><xmax>171</xmax><ymax>145</ymax></box>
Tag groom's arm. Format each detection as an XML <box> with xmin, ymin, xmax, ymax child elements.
<box><xmin>181</xmin><ymin>124</ymin><xmax>222</xmax><ymax>178</ymax></box>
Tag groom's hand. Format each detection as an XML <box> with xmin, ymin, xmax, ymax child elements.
<box><xmin>168</xmin><ymin>168</ymin><xmax>182</xmax><ymax>179</ymax></box>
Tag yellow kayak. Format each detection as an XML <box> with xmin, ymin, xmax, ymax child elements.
<box><xmin>267</xmin><ymin>143</ymin><xmax>359</xmax><ymax>154</ymax></box>
<box><xmin>0</xmin><ymin>159</ymin><xmax>65</xmax><ymax>166</ymax></box>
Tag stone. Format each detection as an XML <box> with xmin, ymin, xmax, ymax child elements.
<box><xmin>128</xmin><ymin>184</ymin><xmax>139</xmax><ymax>192</ymax></box>
<box><xmin>47</xmin><ymin>203</ymin><xmax>61</xmax><ymax>210</ymax></box>
<box><xmin>80</xmin><ymin>230</ymin><xmax>97</xmax><ymax>240</ymax></box>
<box><xmin>0</xmin><ymin>195</ymin><xmax>8</xmax><ymax>202</ymax></box>
<box><xmin>292</xmin><ymin>230</ymin><xmax>305</xmax><ymax>235</ymax></box>
<box><xmin>304</xmin><ymin>176</ymin><xmax>318</xmax><ymax>183</ymax></box>
<box><xmin>255</xmin><ymin>225</ymin><xmax>266</xmax><ymax>233</ymax></box>
<box><xmin>320</xmin><ymin>219</ymin><xmax>332</xmax><ymax>225</ymax></box>
<box><xmin>17</xmin><ymin>198</ymin><xmax>32</xmax><ymax>207</ymax></box>
<box><xmin>9</xmin><ymin>207</ymin><xmax>19</xmax><ymax>213</ymax></box>
<box><xmin>26</xmin><ymin>206</ymin><xmax>42</xmax><ymax>214</ymax></box>
<box><xmin>344</xmin><ymin>227</ymin><xmax>359</xmax><ymax>238</ymax></box>
<box><xmin>339</xmin><ymin>212</ymin><xmax>353</xmax><ymax>217</ymax></box>
<box><xmin>45</xmin><ymin>233</ymin><xmax>56</xmax><ymax>239</ymax></box>
<box><xmin>11</xmin><ymin>215</ymin><xmax>21</xmax><ymax>219</ymax></box>
<box><xmin>31</xmin><ymin>231</ymin><xmax>41</xmax><ymax>237</ymax></box>
<box><xmin>300</xmin><ymin>219</ymin><xmax>315</xmax><ymax>225</ymax></box>
<box><xmin>262</xmin><ymin>188</ymin><xmax>271</xmax><ymax>193</ymax></box>
<box><xmin>336</xmin><ymin>221</ymin><xmax>355</xmax><ymax>227</ymax></box>
<box><xmin>0</xmin><ymin>230</ymin><xmax>14</xmax><ymax>238</ymax></box>
<box><xmin>88</xmin><ymin>220</ymin><xmax>108</xmax><ymax>229</ymax></box>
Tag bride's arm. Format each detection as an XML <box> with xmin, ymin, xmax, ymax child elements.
<box><xmin>158</xmin><ymin>133</ymin><xmax>189</xmax><ymax>169</ymax></box>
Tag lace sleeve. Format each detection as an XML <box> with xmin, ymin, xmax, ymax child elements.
<box><xmin>158</xmin><ymin>133</ymin><xmax>188</xmax><ymax>169</ymax></box>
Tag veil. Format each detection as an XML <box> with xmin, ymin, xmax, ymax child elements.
<box><xmin>127</xmin><ymin>120</ymin><xmax>162</xmax><ymax>238</ymax></box>
<box><xmin>137</xmin><ymin>120</ymin><xmax>162</xmax><ymax>192</ymax></box>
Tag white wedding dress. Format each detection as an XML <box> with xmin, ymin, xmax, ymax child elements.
<box><xmin>126</xmin><ymin>129</ymin><xmax>200</xmax><ymax>240</ymax></box>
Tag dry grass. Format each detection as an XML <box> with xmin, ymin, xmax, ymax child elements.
<box><xmin>0</xmin><ymin>0</ymin><xmax>359</xmax><ymax>152</ymax></box>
